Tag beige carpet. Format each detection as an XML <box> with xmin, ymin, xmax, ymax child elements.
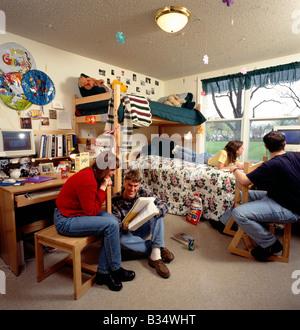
<box><xmin>0</xmin><ymin>214</ymin><xmax>300</xmax><ymax>310</ymax></box>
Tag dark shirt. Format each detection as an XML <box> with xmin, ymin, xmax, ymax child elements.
<box><xmin>247</xmin><ymin>152</ymin><xmax>300</xmax><ymax>214</ymax></box>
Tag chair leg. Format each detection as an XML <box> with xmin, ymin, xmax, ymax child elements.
<box><xmin>223</xmin><ymin>216</ymin><xmax>236</xmax><ymax>236</ymax></box>
<box><xmin>228</xmin><ymin>227</ymin><xmax>254</xmax><ymax>259</ymax></box>
<box><xmin>72</xmin><ymin>247</ymin><xmax>96</xmax><ymax>300</ymax></box>
<box><xmin>268</xmin><ymin>223</ymin><xmax>291</xmax><ymax>263</ymax></box>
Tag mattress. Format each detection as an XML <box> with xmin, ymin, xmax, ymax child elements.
<box><xmin>75</xmin><ymin>98</ymin><xmax>206</xmax><ymax>126</ymax></box>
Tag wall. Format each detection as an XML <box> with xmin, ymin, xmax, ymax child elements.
<box><xmin>0</xmin><ymin>33</ymin><xmax>165</xmax><ymax>132</ymax></box>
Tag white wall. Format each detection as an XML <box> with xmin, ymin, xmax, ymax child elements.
<box><xmin>0</xmin><ymin>33</ymin><xmax>165</xmax><ymax>131</ymax></box>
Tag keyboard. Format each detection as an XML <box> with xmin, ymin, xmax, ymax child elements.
<box><xmin>25</xmin><ymin>187</ymin><xmax>61</xmax><ymax>199</ymax></box>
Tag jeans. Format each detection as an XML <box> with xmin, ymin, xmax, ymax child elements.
<box><xmin>173</xmin><ymin>146</ymin><xmax>212</xmax><ymax>164</ymax></box>
<box><xmin>220</xmin><ymin>190</ymin><xmax>300</xmax><ymax>248</ymax></box>
<box><xmin>120</xmin><ymin>217</ymin><xmax>165</xmax><ymax>255</ymax></box>
<box><xmin>53</xmin><ymin>208</ymin><xmax>121</xmax><ymax>274</ymax></box>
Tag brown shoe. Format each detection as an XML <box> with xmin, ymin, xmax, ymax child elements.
<box><xmin>148</xmin><ymin>258</ymin><xmax>170</xmax><ymax>278</ymax></box>
<box><xmin>160</xmin><ymin>247</ymin><xmax>174</xmax><ymax>263</ymax></box>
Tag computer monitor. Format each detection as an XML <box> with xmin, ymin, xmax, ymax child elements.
<box><xmin>0</xmin><ymin>129</ymin><xmax>36</xmax><ymax>158</ymax></box>
<box><xmin>273</xmin><ymin>125</ymin><xmax>300</xmax><ymax>152</ymax></box>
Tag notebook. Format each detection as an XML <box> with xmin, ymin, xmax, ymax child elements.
<box><xmin>24</xmin><ymin>176</ymin><xmax>57</xmax><ymax>183</ymax></box>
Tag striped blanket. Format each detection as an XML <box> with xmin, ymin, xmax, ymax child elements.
<box><xmin>123</xmin><ymin>94</ymin><xmax>152</xmax><ymax>127</ymax></box>
<box><xmin>104</xmin><ymin>93</ymin><xmax>152</xmax><ymax>160</ymax></box>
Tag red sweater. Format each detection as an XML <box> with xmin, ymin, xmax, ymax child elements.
<box><xmin>56</xmin><ymin>168</ymin><xmax>107</xmax><ymax>217</ymax></box>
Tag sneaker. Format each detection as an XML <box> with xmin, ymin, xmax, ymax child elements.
<box><xmin>111</xmin><ymin>267</ymin><xmax>135</xmax><ymax>282</ymax></box>
<box><xmin>95</xmin><ymin>272</ymin><xmax>123</xmax><ymax>291</ymax></box>
<box><xmin>160</xmin><ymin>247</ymin><xmax>174</xmax><ymax>263</ymax></box>
<box><xmin>251</xmin><ymin>239</ymin><xmax>283</xmax><ymax>261</ymax></box>
<box><xmin>148</xmin><ymin>258</ymin><xmax>170</xmax><ymax>278</ymax></box>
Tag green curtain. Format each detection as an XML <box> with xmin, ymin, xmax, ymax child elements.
<box><xmin>202</xmin><ymin>61</ymin><xmax>300</xmax><ymax>95</ymax></box>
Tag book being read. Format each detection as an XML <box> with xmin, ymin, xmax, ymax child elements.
<box><xmin>122</xmin><ymin>197</ymin><xmax>159</xmax><ymax>231</ymax></box>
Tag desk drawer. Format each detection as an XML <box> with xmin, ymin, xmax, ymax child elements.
<box><xmin>15</xmin><ymin>193</ymin><xmax>59</xmax><ymax>207</ymax></box>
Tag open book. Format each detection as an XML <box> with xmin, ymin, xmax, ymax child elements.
<box><xmin>122</xmin><ymin>197</ymin><xmax>159</xmax><ymax>231</ymax></box>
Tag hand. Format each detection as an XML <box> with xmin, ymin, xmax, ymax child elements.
<box><xmin>122</xmin><ymin>222</ymin><xmax>129</xmax><ymax>231</ymax></box>
<box><xmin>99</xmin><ymin>176</ymin><xmax>112</xmax><ymax>191</ymax></box>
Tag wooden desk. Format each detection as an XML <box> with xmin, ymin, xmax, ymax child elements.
<box><xmin>0</xmin><ymin>174</ymin><xmax>69</xmax><ymax>276</ymax></box>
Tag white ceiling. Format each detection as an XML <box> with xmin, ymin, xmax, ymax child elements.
<box><xmin>1</xmin><ymin>0</ymin><xmax>300</xmax><ymax>81</ymax></box>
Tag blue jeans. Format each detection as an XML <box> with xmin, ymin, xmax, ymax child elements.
<box><xmin>221</xmin><ymin>190</ymin><xmax>300</xmax><ymax>248</ymax></box>
<box><xmin>173</xmin><ymin>146</ymin><xmax>212</xmax><ymax>164</ymax></box>
<box><xmin>53</xmin><ymin>208</ymin><xmax>121</xmax><ymax>274</ymax></box>
<box><xmin>120</xmin><ymin>217</ymin><xmax>165</xmax><ymax>255</ymax></box>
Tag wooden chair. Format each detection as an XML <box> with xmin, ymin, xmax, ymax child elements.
<box><xmin>223</xmin><ymin>158</ymin><xmax>267</xmax><ymax>236</ymax></box>
<box><xmin>225</xmin><ymin>160</ymin><xmax>294</xmax><ymax>263</ymax></box>
<box><xmin>34</xmin><ymin>186</ymin><xmax>111</xmax><ymax>299</ymax></box>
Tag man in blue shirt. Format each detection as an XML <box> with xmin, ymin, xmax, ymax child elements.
<box><xmin>230</xmin><ymin>131</ymin><xmax>300</xmax><ymax>261</ymax></box>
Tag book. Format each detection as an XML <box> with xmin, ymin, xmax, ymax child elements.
<box><xmin>172</xmin><ymin>233</ymin><xmax>195</xmax><ymax>246</ymax></box>
<box><xmin>122</xmin><ymin>197</ymin><xmax>159</xmax><ymax>231</ymax></box>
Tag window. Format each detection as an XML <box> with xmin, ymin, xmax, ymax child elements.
<box><xmin>202</xmin><ymin>62</ymin><xmax>300</xmax><ymax>162</ymax></box>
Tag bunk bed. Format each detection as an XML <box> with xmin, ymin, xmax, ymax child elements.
<box><xmin>72</xmin><ymin>86</ymin><xmax>236</xmax><ymax>220</ymax></box>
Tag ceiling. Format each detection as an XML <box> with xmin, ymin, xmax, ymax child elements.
<box><xmin>1</xmin><ymin>0</ymin><xmax>300</xmax><ymax>81</ymax></box>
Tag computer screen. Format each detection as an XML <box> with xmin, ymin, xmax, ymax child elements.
<box><xmin>273</xmin><ymin>126</ymin><xmax>300</xmax><ymax>152</ymax></box>
<box><xmin>0</xmin><ymin>129</ymin><xmax>36</xmax><ymax>158</ymax></box>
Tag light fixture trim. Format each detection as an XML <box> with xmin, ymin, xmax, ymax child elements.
<box><xmin>154</xmin><ymin>6</ymin><xmax>191</xmax><ymax>33</ymax></box>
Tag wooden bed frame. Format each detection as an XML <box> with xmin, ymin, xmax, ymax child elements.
<box><xmin>72</xmin><ymin>85</ymin><xmax>203</xmax><ymax>193</ymax></box>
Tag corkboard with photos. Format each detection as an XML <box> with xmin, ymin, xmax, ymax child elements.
<box><xmin>99</xmin><ymin>68</ymin><xmax>160</xmax><ymax>99</ymax></box>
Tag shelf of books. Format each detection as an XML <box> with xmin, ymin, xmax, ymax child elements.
<box><xmin>35</xmin><ymin>133</ymin><xmax>77</xmax><ymax>158</ymax></box>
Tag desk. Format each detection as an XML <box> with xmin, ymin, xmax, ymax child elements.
<box><xmin>0</xmin><ymin>174</ymin><xmax>69</xmax><ymax>276</ymax></box>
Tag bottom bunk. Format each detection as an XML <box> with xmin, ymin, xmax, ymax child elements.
<box><xmin>129</xmin><ymin>155</ymin><xmax>236</xmax><ymax>221</ymax></box>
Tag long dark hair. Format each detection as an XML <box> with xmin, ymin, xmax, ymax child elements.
<box><xmin>224</xmin><ymin>140</ymin><xmax>243</xmax><ymax>164</ymax></box>
<box><xmin>91</xmin><ymin>150</ymin><xmax>120</xmax><ymax>188</ymax></box>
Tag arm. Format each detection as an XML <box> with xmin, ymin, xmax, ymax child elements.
<box><xmin>230</xmin><ymin>167</ymin><xmax>252</xmax><ymax>186</ymax></box>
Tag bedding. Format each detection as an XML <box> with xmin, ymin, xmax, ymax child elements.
<box><xmin>129</xmin><ymin>155</ymin><xmax>236</xmax><ymax>221</ymax></box>
<box><xmin>75</xmin><ymin>96</ymin><xmax>206</xmax><ymax>126</ymax></box>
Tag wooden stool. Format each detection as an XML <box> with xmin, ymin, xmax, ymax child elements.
<box><xmin>228</xmin><ymin>222</ymin><xmax>292</xmax><ymax>263</ymax></box>
<box><xmin>34</xmin><ymin>225</ymin><xmax>100</xmax><ymax>299</ymax></box>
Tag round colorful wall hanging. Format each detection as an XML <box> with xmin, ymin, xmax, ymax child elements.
<box><xmin>0</xmin><ymin>72</ymin><xmax>32</xmax><ymax>110</ymax></box>
<box><xmin>0</xmin><ymin>42</ymin><xmax>36</xmax><ymax>74</ymax></box>
<box><xmin>22</xmin><ymin>70</ymin><xmax>55</xmax><ymax>105</ymax></box>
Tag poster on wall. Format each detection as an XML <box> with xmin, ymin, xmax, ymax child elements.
<box><xmin>0</xmin><ymin>42</ymin><xmax>36</xmax><ymax>74</ymax></box>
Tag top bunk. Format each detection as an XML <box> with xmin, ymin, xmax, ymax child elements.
<box><xmin>72</xmin><ymin>85</ymin><xmax>206</xmax><ymax>129</ymax></box>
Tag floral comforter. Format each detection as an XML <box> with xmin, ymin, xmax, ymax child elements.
<box><xmin>130</xmin><ymin>155</ymin><xmax>236</xmax><ymax>221</ymax></box>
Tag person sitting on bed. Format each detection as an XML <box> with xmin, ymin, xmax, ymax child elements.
<box><xmin>111</xmin><ymin>169</ymin><xmax>174</xmax><ymax>279</ymax></box>
<box><xmin>78</xmin><ymin>73</ymin><xmax>109</xmax><ymax>98</ymax></box>
<box><xmin>207</xmin><ymin>140</ymin><xmax>244</xmax><ymax>170</ymax></box>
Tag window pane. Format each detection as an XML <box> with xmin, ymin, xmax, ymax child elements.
<box><xmin>205</xmin><ymin>121</ymin><xmax>242</xmax><ymax>155</ymax></box>
<box><xmin>248</xmin><ymin>118</ymin><xmax>299</xmax><ymax>161</ymax></box>
<box><xmin>205</xmin><ymin>89</ymin><xmax>244</xmax><ymax>120</ymax></box>
<box><xmin>249</xmin><ymin>81</ymin><xmax>300</xmax><ymax>118</ymax></box>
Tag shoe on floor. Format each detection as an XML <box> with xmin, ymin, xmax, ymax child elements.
<box><xmin>148</xmin><ymin>258</ymin><xmax>170</xmax><ymax>278</ymax></box>
<box><xmin>111</xmin><ymin>267</ymin><xmax>135</xmax><ymax>282</ymax></box>
<box><xmin>251</xmin><ymin>239</ymin><xmax>283</xmax><ymax>261</ymax></box>
<box><xmin>209</xmin><ymin>219</ymin><xmax>226</xmax><ymax>234</ymax></box>
<box><xmin>161</xmin><ymin>247</ymin><xmax>174</xmax><ymax>263</ymax></box>
<box><xmin>95</xmin><ymin>272</ymin><xmax>123</xmax><ymax>291</ymax></box>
